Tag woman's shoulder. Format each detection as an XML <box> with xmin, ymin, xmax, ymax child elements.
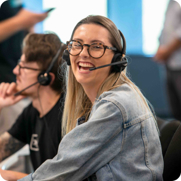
<box><xmin>95</xmin><ymin>83</ymin><xmax>151</xmax><ymax>122</ymax></box>
<box><xmin>97</xmin><ymin>83</ymin><xmax>136</xmax><ymax>105</ymax></box>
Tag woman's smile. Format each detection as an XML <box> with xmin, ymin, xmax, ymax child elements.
<box><xmin>77</xmin><ymin>61</ymin><xmax>95</xmax><ymax>73</ymax></box>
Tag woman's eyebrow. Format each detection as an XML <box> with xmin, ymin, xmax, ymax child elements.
<box><xmin>91</xmin><ymin>40</ymin><xmax>104</xmax><ymax>44</ymax></box>
<box><xmin>73</xmin><ymin>38</ymin><xmax>104</xmax><ymax>44</ymax></box>
<box><xmin>72</xmin><ymin>38</ymin><xmax>83</xmax><ymax>42</ymax></box>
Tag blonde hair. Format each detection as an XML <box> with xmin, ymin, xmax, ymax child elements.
<box><xmin>62</xmin><ymin>15</ymin><xmax>153</xmax><ymax>136</ymax></box>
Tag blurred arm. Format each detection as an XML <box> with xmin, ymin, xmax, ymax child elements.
<box><xmin>0</xmin><ymin>132</ymin><xmax>25</xmax><ymax>161</ymax></box>
<box><xmin>0</xmin><ymin>169</ymin><xmax>28</xmax><ymax>181</ymax></box>
<box><xmin>154</xmin><ymin>38</ymin><xmax>181</xmax><ymax>62</ymax></box>
<box><xmin>0</xmin><ymin>9</ymin><xmax>47</xmax><ymax>42</ymax></box>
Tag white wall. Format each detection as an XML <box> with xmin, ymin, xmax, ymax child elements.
<box><xmin>142</xmin><ymin>0</ymin><xmax>170</xmax><ymax>55</ymax></box>
<box><xmin>42</xmin><ymin>0</ymin><xmax>107</xmax><ymax>43</ymax></box>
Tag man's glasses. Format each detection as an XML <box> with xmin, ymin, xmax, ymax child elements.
<box><xmin>17</xmin><ymin>63</ymin><xmax>42</xmax><ymax>74</ymax></box>
<box><xmin>66</xmin><ymin>40</ymin><xmax>117</xmax><ymax>59</ymax></box>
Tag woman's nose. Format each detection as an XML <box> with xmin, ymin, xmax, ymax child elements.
<box><xmin>79</xmin><ymin>45</ymin><xmax>90</xmax><ymax>57</ymax></box>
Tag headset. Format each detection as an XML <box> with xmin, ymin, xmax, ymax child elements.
<box><xmin>14</xmin><ymin>44</ymin><xmax>63</xmax><ymax>96</ymax></box>
<box><xmin>37</xmin><ymin>47</ymin><xmax>62</xmax><ymax>86</ymax></box>
<box><xmin>62</xmin><ymin>29</ymin><xmax>128</xmax><ymax>73</ymax></box>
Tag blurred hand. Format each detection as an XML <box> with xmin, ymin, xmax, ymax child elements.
<box><xmin>16</xmin><ymin>9</ymin><xmax>48</xmax><ymax>30</ymax></box>
<box><xmin>0</xmin><ymin>82</ymin><xmax>25</xmax><ymax>111</ymax></box>
<box><xmin>0</xmin><ymin>168</ymin><xmax>28</xmax><ymax>181</ymax></box>
<box><xmin>154</xmin><ymin>46</ymin><xmax>171</xmax><ymax>64</ymax></box>
<box><xmin>0</xmin><ymin>168</ymin><xmax>7</xmax><ymax>181</ymax></box>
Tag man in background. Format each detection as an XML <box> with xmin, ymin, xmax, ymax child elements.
<box><xmin>0</xmin><ymin>33</ymin><xmax>66</xmax><ymax>180</ymax></box>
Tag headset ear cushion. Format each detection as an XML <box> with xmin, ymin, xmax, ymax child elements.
<box><xmin>112</xmin><ymin>53</ymin><xmax>122</xmax><ymax>63</ymax></box>
<box><xmin>62</xmin><ymin>49</ymin><xmax>71</xmax><ymax>66</ymax></box>
<box><xmin>38</xmin><ymin>72</ymin><xmax>52</xmax><ymax>86</ymax></box>
<box><xmin>111</xmin><ymin>53</ymin><xmax>123</xmax><ymax>73</ymax></box>
<box><xmin>119</xmin><ymin>57</ymin><xmax>128</xmax><ymax>72</ymax></box>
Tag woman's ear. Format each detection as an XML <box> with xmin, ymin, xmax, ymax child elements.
<box><xmin>49</xmin><ymin>72</ymin><xmax>55</xmax><ymax>85</ymax></box>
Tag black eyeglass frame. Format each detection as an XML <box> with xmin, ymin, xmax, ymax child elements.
<box><xmin>66</xmin><ymin>40</ymin><xmax>118</xmax><ymax>59</ymax></box>
<box><xmin>17</xmin><ymin>64</ymin><xmax>42</xmax><ymax>74</ymax></box>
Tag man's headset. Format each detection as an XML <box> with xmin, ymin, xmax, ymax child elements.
<box><xmin>14</xmin><ymin>44</ymin><xmax>64</xmax><ymax>96</ymax></box>
<box><xmin>62</xmin><ymin>29</ymin><xmax>128</xmax><ymax>73</ymax></box>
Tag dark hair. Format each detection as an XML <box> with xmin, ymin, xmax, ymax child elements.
<box><xmin>22</xmin><ymin>33</ymin><xmax>66</xmax><ymax>94</ymax></box>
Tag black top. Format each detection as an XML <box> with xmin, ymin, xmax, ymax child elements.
<box><xmin>0</xmin><ymin>1</ymin><xmax>26</xmax><ymax>83</ymax></box>
<box><xmin>8</xmin><ymin>94</ymin><xmax>64</xmax><ymax>170</ymax></box>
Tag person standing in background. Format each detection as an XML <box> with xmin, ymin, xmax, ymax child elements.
<box><xmin>154</xmin><ymin>0</ymin><xmax>181</xmax><ymax>121</ymax></box>
<box><xmin>0</xmin><ymin>0</ymin><xmax>32</xmax><ymax>83</ymax></box>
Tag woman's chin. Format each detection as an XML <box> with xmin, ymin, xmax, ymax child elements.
<box><xmin>76</xmin><ymin>78</ymin><xmax>92</xmax><ymax>87</ymax></box>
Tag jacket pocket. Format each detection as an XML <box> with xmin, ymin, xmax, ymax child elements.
<box><xmin>96</xmin><ymin>163</ymin><xmax>115</xmax><ymax>181</ymax></box>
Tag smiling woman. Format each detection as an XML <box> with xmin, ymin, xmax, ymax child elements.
<box><xmin>19</xmin><ymin>15</ymin><xmax>164</xmax><ymax>181</ymax></box>
<box><xmin>69</xmin><ymin>23</ymin><xmax>115</xmax><ymax>100</ymax></box>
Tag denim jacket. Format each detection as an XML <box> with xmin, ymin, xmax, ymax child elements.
<box><xmin>19</xmin><ymin>84</ymin><xmax>163</xmax><ymax>181</ymax></box>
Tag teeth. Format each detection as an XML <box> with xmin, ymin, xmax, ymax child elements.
<box><xmin>79</xmin><ymin>62</ymin><xmax>94</xmax><ymax>68</ymax></box>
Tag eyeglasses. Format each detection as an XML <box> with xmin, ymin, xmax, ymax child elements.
<box><xmin>17</xmin><ymin>63</ymin><xmax>42</xmax><ymax>74</ymax></box>
<box><xmin>66</xmin><ymin>40</ymin><xmax>117</xmax><ymax>59</ymax></box>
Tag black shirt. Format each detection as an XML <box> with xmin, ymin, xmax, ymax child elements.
<box><xmin>8</xmin><ymin>94</ymin><xmax>64</xmax><ymax>170</ymax></box>
<box><xmin>0</xmin><ymin>1</ymin><xmax>26</xmax><ymax>83</ymax></box>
